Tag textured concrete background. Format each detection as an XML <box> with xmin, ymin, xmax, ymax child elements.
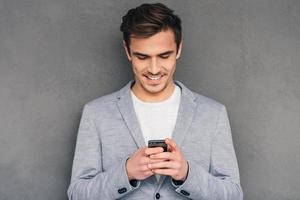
<box><xmin>0</xmin><ymin>0</ymin><xmax>299</xmax><ymax>199</ymax></box>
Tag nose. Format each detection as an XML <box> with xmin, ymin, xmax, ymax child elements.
<box><xmin>148</xmin><ymin>57</ymin><xmax>160</xmax><ymax>74</ymax></box>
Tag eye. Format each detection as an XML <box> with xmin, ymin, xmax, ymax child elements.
<box><xmin>136</xmin><ymin>55</ymin><xmax>148</xmax><ymax>60</ymax></box>
<box><xmin>160</xmin><ymin>54</ymin><xmax>170</xmax><ymax>59</ymax></box>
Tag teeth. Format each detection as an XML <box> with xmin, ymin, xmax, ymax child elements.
<box><xmin>147</xmin><ymin>76</ymin><xmax>161</xmax><ymax>80</ymax></box>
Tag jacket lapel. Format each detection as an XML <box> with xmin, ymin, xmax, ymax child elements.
<box><xmin>171</xmin><ymin>80</ymin><xmax>197</xmax><ymax>147</ymax></box>
<box><xmin>158</xmin><ymin>80</ymin><xmax>198</xmax><ymax>186</ymax></box>
<box><xmin>116</xmin><ymin>80</ymin><xmax>146</xmax><ymax>148</ymax></box>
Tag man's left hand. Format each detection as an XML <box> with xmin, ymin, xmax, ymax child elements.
<box><xmin>147</xmin><ymin>138</ymin><xmax>188</xmax><ymax>181</ymax></box>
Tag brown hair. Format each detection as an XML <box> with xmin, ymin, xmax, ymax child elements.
<box><xmin>120</xmin><ymin>3</ymin><xmax>182</xmax><ymax>53</ymax></box>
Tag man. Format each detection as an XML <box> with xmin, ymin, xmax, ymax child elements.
<box><xmin>67</xmin><ymin>3</ymin><xmax>243</xmax><ymax>200</ymax></box>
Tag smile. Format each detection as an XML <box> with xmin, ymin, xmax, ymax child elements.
<box><xmin>147</xmin><ymin>75</ymin><xmax>162</xmax><ymax>80</ymax></box>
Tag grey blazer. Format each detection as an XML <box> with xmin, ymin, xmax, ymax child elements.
<box><xmin>67</xmin><ymin>80</ymin><xmax>243</xmax><ymax>200</ymax></box>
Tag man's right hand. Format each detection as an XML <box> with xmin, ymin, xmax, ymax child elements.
<box><xmin>126</xmin><ymin>147</ymin><xmax>164</xmax><ymax>180</ymax></box>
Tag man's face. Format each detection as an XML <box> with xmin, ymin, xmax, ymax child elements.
<box><xmin>124</xmin><ymin>29</ymin><xmax>182</xmax><ymax>101</ymax></box>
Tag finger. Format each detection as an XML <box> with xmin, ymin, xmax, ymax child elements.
<box><xmin>140</xmin><ymin>155</ymin><xmax>167</xmax><ymax>165</ymax></box>
<box><xmin>144</xmin><ymin>147</ymin><xmax>164</xmax><ymax>156</ymax></box>
<box><xmin>148</xmin><ymin>158</ymin><xmax>169</xmax><ymax>164</ymax></box>
<box><xmin>165</xmin><ymin>138</ymin><xmax>178</xmax><ymax>152</ymax></box>
<box><xmin>139</xmin><ymin>156</ymin><xmax>151</xmax><ymax>165</ymax></box>
<box><xmin>148</xmin><ymin>161</ymin><xmax>179</xmax><ymax>170</ymax></box>
<box><xmin>150</xmin><ymin>152</ymin><xmax>174</xmax><ymax>160</ymax></box>
<box><xmin>140</xmin><ymin>164</ymin><xmax>151</xmax><ymax>172</ymax></box>
<box><xmin>138</xmin><ymin>147</ymin><xmax>148</xmax><ymax>156</ymax></box>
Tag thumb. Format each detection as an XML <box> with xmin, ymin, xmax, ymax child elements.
<box><xmin>165</xmin><ymin>138</ymin><xmax>178</xmax><ymax>152</ymax></box>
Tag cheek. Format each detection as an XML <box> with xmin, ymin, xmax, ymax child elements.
<box><xmin>162</xmin><ymin>59</ymin><xmax>176</xmax><ymax>71</ymax></box>
<box><xmin>132</xmin><ymin>66</ymin><xmax>143</xmax><ymax>77</ymax></box>
<box><xmin>132</xmin><ymin>61</ymin><xmax>148</xmax><ymax>74</ymax></box>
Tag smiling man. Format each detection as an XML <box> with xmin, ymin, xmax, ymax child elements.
<box><xmin>127</xmin><ymin>29</ymin><xmax>179</xmax><ymax>102</ymax></box>
<box><xmin>67</xmin><ymin>3</ymin><xmax>243</xmax><ymax>200</ymax></box>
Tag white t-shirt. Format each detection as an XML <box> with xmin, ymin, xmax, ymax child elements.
<box><xmin>131</xmin><ymin>85</ymin><xmax>181</xmax><ymax>182</ymax></box>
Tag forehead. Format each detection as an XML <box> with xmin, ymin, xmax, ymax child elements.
<box><xmin>130</xmin><ymin>29</ymin><xmax>177</xmax><ymax>54</ymax></box>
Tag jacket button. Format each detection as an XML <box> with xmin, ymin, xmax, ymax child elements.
<box><xmin>129</xmin><ymin>179</ymin><xmax>138</xmax><ymax>187</ymax></box>
<box><xmin>155</xmin><ymin>193</ymin><xmax>160</xmax><ymax>199</ymax></box>
<box><xmin>180</xmin><ymin>190</ymin><xmax>190</xmax><ymax>196</ymax></box>
<box><xmin>118</xmin><ymin>187</ymin><xmax>127</xmax><ymax>194</ymax></box>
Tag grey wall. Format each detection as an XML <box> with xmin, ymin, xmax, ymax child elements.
<box><xmin>0</xmin><ymin>0</ymin><xmax>299</xmax><ymax>199</ymax></box>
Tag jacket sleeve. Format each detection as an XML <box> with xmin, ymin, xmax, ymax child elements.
<box><xmin>67</xmin><ymin>104</ymin><xmax>140</xmax><ymax>200</ymax></box>
<box><xmin>172</xmin><ymin>105</ymin><xmax>243</xmax><ymax>200</ymax></box>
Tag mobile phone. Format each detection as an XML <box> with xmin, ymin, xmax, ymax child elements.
<box><xmin>148</xmin><ymin>140</ymin><xmax>168</xmax><ymax>152</ymax></box>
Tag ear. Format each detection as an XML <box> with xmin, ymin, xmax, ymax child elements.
<box><xmin>176</xmin><ymin>39</ymin><xmax>183</xmax><ymax>59</ymax></box>
<box><xmin>123</xmin><ymin>40</ymin><xmax>132</xmax><ymax>61</ymax></box>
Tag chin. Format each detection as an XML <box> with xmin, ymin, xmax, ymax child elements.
<box><xmin>143</xmin><ymin>83</ymin><xmax>167</xmax><ymax>95</ymax></box>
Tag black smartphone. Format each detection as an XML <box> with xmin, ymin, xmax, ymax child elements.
<box><xmin>148</xmin><ymin>140</ymin><xmax>168</xmax><ymax>152</ymax></box>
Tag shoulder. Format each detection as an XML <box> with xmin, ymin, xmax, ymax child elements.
<box><xmin>176</xmin><ymin>80</ymin><xmax>225</xmax><ymax>111</ymax></box>
<box><xmin>192</xmin><ymin>92</ymin><xmax>227</xmax><ymax>120</ymax></box>
<box><xmin>86</xmin><ymin>91</ymin><xmax>118</xmax><ymax>108</ymax></box>
<box><xmin>81</xmin><ymin>90</ymin><xmax>119</xmax><ymax>118</ymax></box>
<box><xmin>193</xmin><ymin>92</ymin><xmax>225</xmax><ymax>111</ymax></box>
<box><xmin>80</xmin><ymin>81</ymin><xmax>133</xmax><ymax>119</ymax></box>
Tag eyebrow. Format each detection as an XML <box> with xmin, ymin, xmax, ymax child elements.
<box><xmin>158</xmin><ymin>50</ymin><xmax>174</xmax><ymax>56</ymax></box>
<box><xmin>132</xmin><ymin>50</ymin><xmax>174</xmax><ymax>57</ymax></box>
